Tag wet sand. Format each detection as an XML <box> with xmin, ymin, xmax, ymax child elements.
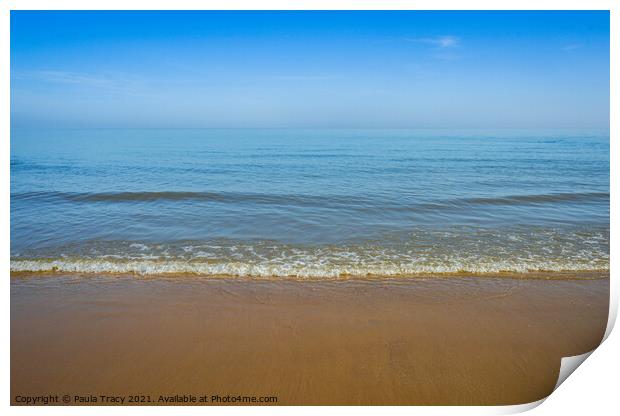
<box><xmin>11</xmin><ymin>273</ymin><xmax>609</xmax><ymax>405</ymax></box>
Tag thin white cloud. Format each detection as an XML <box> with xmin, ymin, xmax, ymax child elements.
<box><xmin>407</xmin><ymin>35</ymin><xmax>460</xmax><ymax>48</ymax></box>
<box><xmin>12</xmin><ymin>70</ymin><xmax>154</xmax><ymax>97</ymax></box>
<box><xmin>12</xmin><ymin>70</ymin><xmax>145</xmax><ymax>88</ymax></box>
<box><xmin>561</xmin><ymin>43</ymin><xmax>583</xmax><ymax>51</ymax></box>
<box><xmin>270</xmin><ymin>75</ymin><xmax>336</xmax><ymax>81</ymax></box>
<box><xmin>13</xmin><ymin>70</ymin><xmax>116</xmax><ymax>86</ymax></box>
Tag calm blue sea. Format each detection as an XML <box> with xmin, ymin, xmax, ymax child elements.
<box><xmin>10</xmin><ymin>128</ymin><xmax>609</xmax><ymax>277</ymax></box>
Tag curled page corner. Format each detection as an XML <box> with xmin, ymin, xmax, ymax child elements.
<box><xmin>553</xmin><ymin>350</ymin><xmax>594</xmax><ymax>391</ymax></box>
<box><xmin>499</xmin><ymin>350</ymin><xmax>597</xmax><ymax>414</ymax></box>
<box><xmin>497</xmin><ymin>398</ymin><xmax>546</xmax><ymax>415</ymax></box>
<box><xmin>603</xmin><ymin>302</ymin><xmax>617</xmax><ymax>342</ymax></box>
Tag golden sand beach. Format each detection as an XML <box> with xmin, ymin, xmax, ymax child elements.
<box><xmin>10</xmin><ymin>272</ymin><xmax>608</xmax><ymax>405</ymax></box>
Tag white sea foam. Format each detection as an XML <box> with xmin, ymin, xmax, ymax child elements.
<box><xmin>10</xmin><ymin>227</ymin><xmax>609</xmax><ymax>278</ymax></box>
<box><xmin>10</xmin><ymin>257</ymin><xmax>609</xmax><ymax>278</ymax></box>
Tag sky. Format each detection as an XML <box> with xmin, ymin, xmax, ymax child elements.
<box><xmin>10</xmin><ymin>11</ymin><xmax>610</xmax><ymax>129</ymax></box>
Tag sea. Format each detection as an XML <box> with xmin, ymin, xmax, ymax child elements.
<box><xmin>10</xmin><ymin>128</ymin><xmax>609</xmax><ymax>278</ymax></box>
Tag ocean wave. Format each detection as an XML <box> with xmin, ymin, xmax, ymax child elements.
<box><xmin>10</xmin><ymin>190</ymin><xmax>609</xmax><ymax>209</ymax></box>
<box><xmin>459</xmin><ymin>192</ymin><xmax>609</xmax><ymax>206</ymax></box>
<box><xmin>10</xmin><ymin>226</ymin><xmax>609</xmax><ymax>278</ymax></box>
<box><xmin>10</xmin><ymin>257</ymin><xmax>609</xmax><ymax>278</ymax></box>
<box><xmin>10</xmin><ymin>190</ymin><xmax>358</xmax><ymax>207</ymax></box>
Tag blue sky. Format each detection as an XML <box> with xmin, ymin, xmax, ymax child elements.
<box><xmin>11</xmin><ymin>11</ymin><xmax>609</xmax><ymax>128</ymax></box>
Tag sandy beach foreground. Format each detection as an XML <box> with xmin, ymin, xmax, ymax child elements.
<box><xmin>11</xmin><ymin>273</ymin><xmax>608</xmax><ymax>405</ymax></box>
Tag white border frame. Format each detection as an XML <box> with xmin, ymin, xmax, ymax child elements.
<box><xmin>1</xmin><ymin>1</ymin><xmax>616</xmax><ymax>415</ymax></box>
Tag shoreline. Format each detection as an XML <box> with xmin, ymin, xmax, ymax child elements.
<box><xmin>11</xmin><ymin>273</ymin><xmax>609</xmax><ymax>405</ymax></box>
<box><xmin>10</xmin><ymin>269</ymin><xmax>610</xmax><ymax>281</ymax></box>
